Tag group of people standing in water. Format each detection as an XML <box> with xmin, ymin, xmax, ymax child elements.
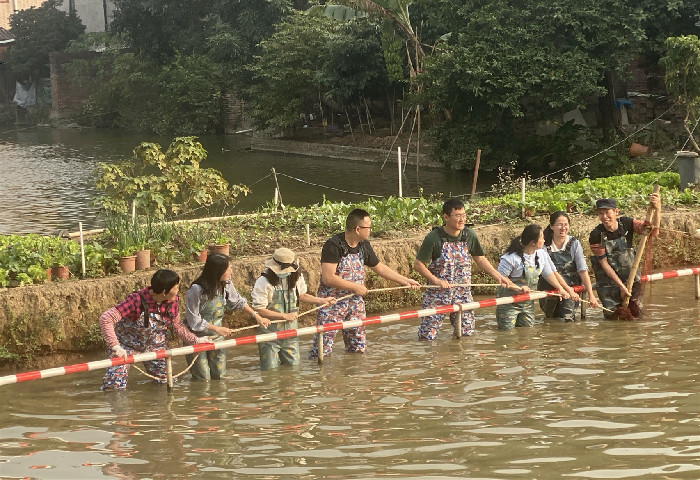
<box><xmin>98</xmin><ymin>193</ymin><xmax>660</xmax><ymax>389</ymax></box>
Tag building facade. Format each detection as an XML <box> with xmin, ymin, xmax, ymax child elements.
<box><xmin>0</xmin><ymin>0</ymin><xmax>114</xmax><ymax>32</ymax></box>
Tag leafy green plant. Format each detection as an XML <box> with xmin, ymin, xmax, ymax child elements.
<box><xmin>51</xmin><ymin>241</ymin><xmax>79</xmax><ymax>268</ymax></box>
<box><xmin>94</xmin><ymin>137</ymin><xmax>250</xmax><ymax>218</ymax></box>
<box><xmin>27</xmin><ymin>264</ymin><xmax>48</xmax><ymax>284</ymax></box>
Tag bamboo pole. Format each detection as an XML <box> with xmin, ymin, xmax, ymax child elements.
<box><xmin>166</xmin><ymin>356</ymin><xmax>174</xmax><ymax>392</ymax></box>
<box><xmin>397</xmin><ymin>147</ymin><xmax>403</xmax><ymax>197</ymax></box>
<box><xmin>271</xmin><ymin>167</ymin><xmax>285</xmax><ymax>211</ymax></box>
<box><xmin>622</xmin><ymin>185</ymin><xmax>660</xmax><ymax>308</ymax></box>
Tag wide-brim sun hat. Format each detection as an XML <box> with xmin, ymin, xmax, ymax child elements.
<box><xmin>265</xmin><ymin>247</ymin><xmax>299</xmax><ymax>274</ymax></box>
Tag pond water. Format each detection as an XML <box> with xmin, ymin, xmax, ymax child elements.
<box><xmin>0</xmin><ymin>127</ymin><xmax>477</xmax><ymax>235</ymax></box>
<box><xmin>1</xmin><ymin>277</ymin><xmax>699</xmax><ymax>479</ymax></box>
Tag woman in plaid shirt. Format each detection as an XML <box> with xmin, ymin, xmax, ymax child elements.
<box><xmin>99</xmin><ymin>269</ymin><xmax>210</xmax><ymax>390</ymax></box>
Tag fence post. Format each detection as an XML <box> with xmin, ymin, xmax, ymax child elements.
<box><xmin>397</xmin><ymin>147</ymin><xmax>403</xmax><ymax>198</ymax></box>
<box><xmin>271</xmin><ymin>167</ymin><xmax>285</xmax><ymax>211</ymax></box>
<box><xmin>471</xmin><ymin>149</ymin><xmax>481</xmax><ymax>198</ymax></box>
<box><xmin>78</xmin><ymin>222</ymin><xmax>86</xmax><ymax>277</ymax></box>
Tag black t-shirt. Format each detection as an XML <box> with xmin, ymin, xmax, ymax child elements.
<box><xmin>320</xmin><ymin>233</ymin><xmax>380</xmax><ymax>267</ymax></box>
<box><xmin>588</xmin><ymin>216</ymin><xmax>635</xmax><ymax>248</ymax></box>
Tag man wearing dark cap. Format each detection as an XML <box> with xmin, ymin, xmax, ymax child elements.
<box><xmin>588</xmin><ymin>193</ymin><xmax>660</xmax><ymax>318</ymax></box>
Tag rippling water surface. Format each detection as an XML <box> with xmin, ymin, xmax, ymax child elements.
<box><xmin>1</xmin><ymin>279</ymin><xmax>699</xmax><ymax>479</ymax></box>
<box><xmin>0</xmin><ymin>128</ymin><xmax>474</xmax><ymax>235</ymax></box>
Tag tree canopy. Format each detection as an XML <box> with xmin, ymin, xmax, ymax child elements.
<box><xmin>7</xmin><ymin>0</ymin><xmax>85</xmax><ymax>80</ymax></box>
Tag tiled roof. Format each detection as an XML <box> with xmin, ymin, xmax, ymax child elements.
<box><xmin>0</xmin><ymin>27</ymin><xmax>15</xmax><ymax>44</ymax></box>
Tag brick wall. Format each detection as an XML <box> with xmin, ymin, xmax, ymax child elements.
<box><xmin>223</xmin><ymin>92</ymin><xmax>249</xmax><ymax>133</ymax></box>
<box><xmin>49</xmin><ymin>51</ymin><xmax>101</xmax><ymax>117</ymax></box>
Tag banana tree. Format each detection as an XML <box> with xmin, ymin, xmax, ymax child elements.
<box><xmin>315</xmin><ymin>0</ymin><xmax>422</xmax><ymax>79</ymax></box>
<box><xmin>312</xmin><ymin>0</ymin><xmax>426</xmax><ymax>172</ymax></box>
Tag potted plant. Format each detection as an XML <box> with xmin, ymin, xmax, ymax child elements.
<box><xmin>209</xmin><ymin>224</ymin><xmax>230</xmax><ymax>256</ymax></box>
<box><xmin>27</xmin><ymin>264</ymin><xmax>49</xmax><ymax>284</ymax></box>
<box><xmin>51</xmin><ymin>241</ymin><xmax>75</xmax><ymax>280</ymax></box>
<box><xmin>185</xmin><ymin>223</ymin><xmax>208</xmax><ymax>262</ymax></box>
<box><xmin>116</xmin><ymin>231</ymin><xmax>136</xmax><ymax>273</ymax></box>
<box><xmin>131</xmin><ymin>218</ymin><xmax>150</xmax><ymax>270</ymax></box>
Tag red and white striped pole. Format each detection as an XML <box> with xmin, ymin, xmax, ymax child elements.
<box><xmin>1</xmin><ymin>267</ymin><xmax>698</xmax><ymax>387</ymax></box>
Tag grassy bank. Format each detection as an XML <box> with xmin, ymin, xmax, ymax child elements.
<box><xmin>1</xmin><ymin>171</ymin><xmax>698</xmax><ymax>287</ymax></box>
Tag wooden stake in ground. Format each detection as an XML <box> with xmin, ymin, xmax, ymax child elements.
<box><xmin>471</xmin><ymin>150</ymin><xmax>481</xmax><ymax>198</ymax></box>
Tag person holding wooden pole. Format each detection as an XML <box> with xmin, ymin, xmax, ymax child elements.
<box><xmin>184</xmin><ymin>254</ymin><xmax>264</xmax><ymax>380</ymax></box>
<box><xmin>588</xmin><ymin>192</ymin><xmax>660</xmax><ymax>319</ymax></box>
<box><xmin>309</xmin><ymin>208</ymin><xmax>420</xmax><ymax>358</ymax></box>
<box><xmin>414</xmin><ymin>198</ymin><xmax>517</xmax><ymax>340</ymax></box>
<box><xmin>252</xmin><ymin>248</ymin><xmax>335</xmax><ymax>370</ymax></box>
<box><xmin>99</xmin><ymin>269</ymin><xmax>211</xmax><ymax>390</ymax></box>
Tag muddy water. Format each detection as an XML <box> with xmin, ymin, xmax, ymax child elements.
<box><xmin>1</xmin><ymin>278</ymin><xmax>699</xmax><ymax>479</ymax></box>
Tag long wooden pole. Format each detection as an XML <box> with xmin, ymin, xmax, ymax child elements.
<box><xmin>622</xmin><ymin>184</ymin><xmax>660</xmax><ymax>308</ymax></box>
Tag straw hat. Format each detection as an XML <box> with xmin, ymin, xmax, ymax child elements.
<box><xmin>265</xmin><ymin>248</ymin><xmax>298</xmax><ymax>274</ymax></box>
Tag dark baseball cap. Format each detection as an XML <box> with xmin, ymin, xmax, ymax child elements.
<box><xmin>595</xmin><ymin>198</ymin><xmax>617</xmax><ymax>210</ymax></box>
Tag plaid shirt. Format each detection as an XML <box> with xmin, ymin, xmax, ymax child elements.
<box><xmin>101</xmin><ymin>286</ymin><xmax>198</xmax><ymax>347</ymax></box>
<box><xmin>116</xmin><ymin>286</ymin><xmax>179</xmax><ymax>323</ymax></box>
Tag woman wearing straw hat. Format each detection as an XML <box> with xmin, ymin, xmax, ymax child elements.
<box><xmin>184</xmin><ymin>253</ymin><xmax>266</xmax><ymax>380</ymax></box>
<box><xmin>252</xmin><ymin>248</ymin><xmax>335</xmax><ymax>370</ymax></box>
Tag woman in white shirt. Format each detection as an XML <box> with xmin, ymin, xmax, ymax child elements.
<box><xmin>185</xmin><ymin>253</ymin><xmax>265</xmax><ymax>380</ymax></box>
<box><xmin>538</xmin><ymin>211</ymin><xmax>599</xmax><ymax>321</ymax></box>
<box><xmin>496</xmin><ymin>224</ymin><xmax>570</xmax><ymax>330</ymax></box>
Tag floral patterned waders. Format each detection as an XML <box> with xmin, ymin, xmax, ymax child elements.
<box><xmin>496</xmin><ymin>260</ymin><xmax>542</xmax><ymax>330</ymax></box>
<box><xmin>309</xmin><ymin>250</ymin><xmax>365</xmax><ymax>358</ymax></box>
<box><xmin>185</xmin><ymin>293</ymin><xmax>227</xmax><ymax>380</ymax></box>
<box><xmin>591</xmin><ymin>227</ymin><xmax>641</xmax><ymax>319</ymax></box>
<box><xmin>102</xmin><ymin>295</ymin><xmax>171</xmax><ymax>390</ymax></box>
<box><xmin>258</xmin><ymin>285</ymin><xmax>300</xmax><ymax>370</ymax></box>
<box><xmin>418</xmin><ymin>237</ymin><xmax>474</xmax><ymax>340</ymax></box>
<box><xmin>538</xmin><ymin>241</ymin><xmax>581</xmax><ymax>321</ymax></box>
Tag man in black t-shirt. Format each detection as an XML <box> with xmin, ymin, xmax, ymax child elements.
<box><xmin>309</xmin><ymin>208</ymin><xmax>420</xmax><ymax>358</ymax></box>
<box><xmin>589</xmin><ymin>194</ymin><xmax>660</xmax><ymax>318</ymax></box>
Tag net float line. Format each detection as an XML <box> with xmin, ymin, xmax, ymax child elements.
<box><xmin>0</xmin><ymin>266</ymin><xmax>698</xmax><ymax>388</ymax></box>
<box><xmin>640</xmin><ymin>267</ymin><xmax>700</xmax><ymax>282</ymax></box>
<box><xmin>0</xmin><ymin>290</ymin><xmax>560</xmax><ymax>387</ymax></box>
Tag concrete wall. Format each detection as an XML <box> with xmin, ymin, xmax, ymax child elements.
<box><xmin>249</xmin><ymin>137</ymin><xmax>440</xmax><ymax>168</ymax></box>
<box><xmin>57</xmin><ymin>0</ymin><xmax>114</xmax><ymax>33</ymax></box>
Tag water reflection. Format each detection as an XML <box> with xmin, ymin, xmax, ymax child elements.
<box><xmin>0</xmin><ymin>128</ymin><xmax>478</xmax><ymax>235</ymax></box>
<box><xmin>0</xmin><ymin>279</ymin><xmax>699</xmax><ymax>478</ymax></box>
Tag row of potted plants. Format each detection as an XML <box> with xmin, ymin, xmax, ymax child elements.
<box><xmin>0</xmin><ymin>215</ymin><xmax>239</xmax><ymax>287</ymax></box>
<box><xmin>0</xmin><ymin>235</ymin><xmax>79</xmax><ymax>287</ymax></box>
